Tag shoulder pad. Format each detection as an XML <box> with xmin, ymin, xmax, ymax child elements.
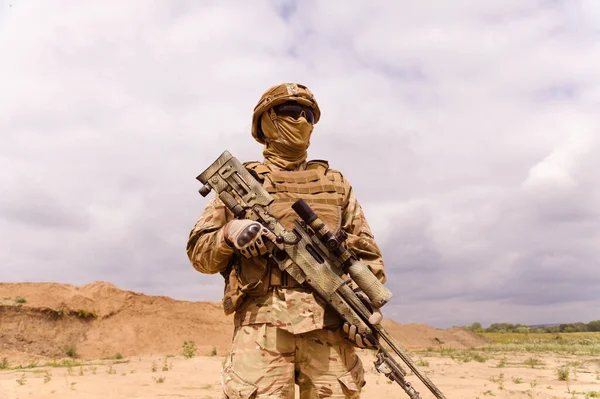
<box><xmin>306</xmin><ymin>159</ymin><xmax>329</xmax><ymax>172</ymax></box>
<box><xmin>243</xmin><ymin>161</ymin><xmax>271</xmax><ymax>175</ymax></box>
<box><xmin>323</xmin><ymin>166</ymin><xmax>347</xmax><ymax>187</ymax></box>
<box><xmin>243</xmin><ymin>161</ymin><xmax>260</xmax><ymax>169</ymax></box>
<box><xmin>326</xmin><ymin>168</ymin><xmax>344</xmax><ymax>179</ymax></box>
<box><xmin>243</xmin><ymin>161</ymin><xmax>271</xmax><ymax>182</ymax></box>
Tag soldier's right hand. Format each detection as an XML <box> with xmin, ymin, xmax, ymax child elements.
<box><xmin>223</xmin><ymin>220</ymin><xmax>282</xmax><ymax>258</ymax></box>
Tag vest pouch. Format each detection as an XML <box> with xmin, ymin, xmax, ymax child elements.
<box><xmin>222</xmin><ymin>267</ymin><xmax>247</xmax><ymax>315</ymax></box>
<box><xmin>270</xmin><ymin>201</ymin><xmax>342</xmax><ymax>232</ymax></box>
<box><xmin>237</xmin><ymin>257</ymin><xmax>270</xmax><ymax>297</ymax></box>
<box><xmin>305</xmin><ymin>202</ymin><xmax>342</xmax><ymax>232</ymax></box>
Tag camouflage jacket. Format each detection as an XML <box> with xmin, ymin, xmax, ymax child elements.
<box><xmin>186</xmin><ymin>159</ymin><xmax>386</xmax><ymax>334</ymax></box>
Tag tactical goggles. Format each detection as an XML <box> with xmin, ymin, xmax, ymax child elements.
<box><xmin>273</xmin><ymin>102</ymin><xmax>315</xmax><ymax>124</ymax></box>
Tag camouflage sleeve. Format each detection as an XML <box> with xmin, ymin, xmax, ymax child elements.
<box><xmin>186</xmin><ymin>196</ymin><xmax>235</xmax><ymax>274</ymax></box>
<box><xmin>341</xmin><ymin>183</ymin><xmax>387</xmax><ymax>284</ymax></box>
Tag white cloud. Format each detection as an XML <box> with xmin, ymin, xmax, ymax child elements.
<box><xmin>1</xmin><ymin>0</ymin><xmax>599</xmax><ymax>327</ymax></box>
<box><xmin>524</xmin><ymin>127</ymin><xmax>596</xmax><ymax>190</ymax></box>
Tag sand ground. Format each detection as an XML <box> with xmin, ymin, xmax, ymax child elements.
<box><xmin>2</xmin><ymin>282</ymin><xmax>599</xmax><ymax>398</ymax></box>
<box><xmin>1</xmin><ymin>351</ymin><xmax>599</xmax><ymax>399</ymax></box>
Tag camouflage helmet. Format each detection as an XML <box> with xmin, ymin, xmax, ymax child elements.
<box><xmin>251</xmin><ymin>83</ymin><xmax>321</xmax><ymax>144</ymax></box>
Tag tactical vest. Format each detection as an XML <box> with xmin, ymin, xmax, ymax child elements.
<box><xmin>221</xmin><ymin>160</ymin><xmax>349</xmax><ymax>314</ymax></box>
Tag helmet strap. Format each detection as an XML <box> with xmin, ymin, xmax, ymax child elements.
<box><xmin>268</xmin><ymin>108</ymin><xmax>280</xmax><ymax>130</ymax></box>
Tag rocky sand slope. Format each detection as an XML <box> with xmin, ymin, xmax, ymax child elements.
<box><xmin>0</xmin><ymin>281</ymin><xmax>489</xmax><ymax>363</ymax></box>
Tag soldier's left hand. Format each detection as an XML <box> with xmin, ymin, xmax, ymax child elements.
<box><xmin>355</xmin><ymin>289</ymin><xmax>383</xmax><ymax>325</ymax></box>
<box><xmin>343</xmin><ymin>322</ymin><xmax>378</xmax><ymax>348</ymax></box>
<box><xmin>343</xmin><ymin>289</ymin><xmax>382</xmax><ymax>348</ymax></box>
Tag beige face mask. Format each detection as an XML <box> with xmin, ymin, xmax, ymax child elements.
<box><xmin>260</xmin><ymin>110</ymin><xmax>313</xmax><ymax>170</ymax></box>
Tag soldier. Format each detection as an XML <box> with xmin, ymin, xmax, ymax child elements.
<box><xmin>186</xmin><ymin>83</ymin><xmax>387</xmax><ymax>399</ymax></box>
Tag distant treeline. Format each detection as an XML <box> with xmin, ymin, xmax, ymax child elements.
<box><xmin>464</xmin><ymin>321</ymin><xmax>600</xmax><ymax>333</ymax></box>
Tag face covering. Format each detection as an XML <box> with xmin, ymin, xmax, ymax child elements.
<box><xmin>260</xmin><ymin>110</ymin><xmax>314</xmax><ymax>170</ymax></box>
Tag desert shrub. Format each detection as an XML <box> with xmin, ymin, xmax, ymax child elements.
<box><xmin>14</xmin><ymin>296</ymin><xmax>26</xmax><ymax>304</ymax></box>
<box><xmin>0</xmin><ymin>358</ymin><xmax>8</xmax><ymax>369</ymax></box>
<box><xmin>76</xmin><ymin>309</ymin><xmax>97</xmax><ymax>319</ymax></box>
<box><xmin>26</xmin><ymin>360</ymin><xmax>39</xmax><ymax>368</ymax></box>
<box><xmin>460</xmin><ymin>350</ymin><xmax>488</xmax><ymax>363</ymax></box>
<box><xmin>181</xmin><ymin>340</ymin><xmax>196</xmax><ymax>358</ymax></box>
<box><xmin>102</xmin><ymin>353</ymin><xmax>124</xmax><ymax>361</ymax></box>
<box><xmin>556</xmin><ymin>366</ymin><xmax>570</xmax><ymax>381</ymax></box>
<box><xmin>64</xmin><ymin>345</ymin><xmax>77</xmax><ymax>358</ymax></box>
<box><xmin>530</xmin><ymin>380</ymin><xmax>537</xmax><ymax>388</ymax></box>
<box><xmin>473</xmin><ymin>353</ymin><xmax>488</xmax><ymax>363</ymax></box>
<box><xmin>524</xmin><ymin>357</ymin><xmax>544</xmax><ymax>368</ymax></box>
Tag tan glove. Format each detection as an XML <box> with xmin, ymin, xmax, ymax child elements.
<box><xmin>223</xmin><ymin>219</ymin><xmax>282</xmax><ymax>258</ymax></box>
<box><xmin>343</xmin><ymin>289</ymin><xmax>382</xmax><ymax>348</ymax></box>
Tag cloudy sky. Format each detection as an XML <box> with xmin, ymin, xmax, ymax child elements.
<box><xmin>1</xmin><ymin>0</ymin><xmax>599</xmax><ymax>328</ymax></box>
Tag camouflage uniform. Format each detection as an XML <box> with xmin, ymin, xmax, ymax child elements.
<box><xmin>186</xmin><ymin>83</ymin><xmax>386</xmax><ymax>399</ymax></box>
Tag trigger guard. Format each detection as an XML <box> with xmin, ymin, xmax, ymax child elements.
<box><xmin>276</xmin><ymin>230</ymin><xmax>302</xmax><ymax>245</ymax></box>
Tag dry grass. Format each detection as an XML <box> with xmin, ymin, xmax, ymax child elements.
<box><xmin>477</xmin><ymin>332</ymin><xmax>600</xmax><ymax>356</ymax></box>
<box><xmin>482</xmin><ymin>332</ymin><xmax>600</xmax><ymax>344</ymax></box>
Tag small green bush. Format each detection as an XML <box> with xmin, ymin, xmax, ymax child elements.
<box><xmin>524</xmin><ymin>357</ymin><xmax>543</xmax><ymax>369</ymax></box>
<box><xmin>473</xmin><ymin>353</ymin><xmax>488</xmax><ymax>363</ymax></box>
<box><xmin>556</xmin><ymin>366</ymin><xmax>570</xmax><ymax>381</ymax></box>
<box><xmin>64</xmin><ymin>345</ymin><xmax>77</xmax><ymax>358</ymax></box>
<box><xmin>16</xmin><ymin>374</ymin><xmax>26</xmax><ymax>385</ymax></box>
<box><xmin>76</xmin><ymin>309</ymin><xmax>97</xmax><ymax>319</ymax></box>
<box><xmin>181</xmin><ymin>341</ymin><xmax>196</xmax><ymax>358</ymax></box>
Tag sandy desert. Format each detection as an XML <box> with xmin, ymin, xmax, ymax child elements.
<box><xmin>1</xmin><ymin>282</ymin><xmax>599</xmax><ymax>399</ymax></box>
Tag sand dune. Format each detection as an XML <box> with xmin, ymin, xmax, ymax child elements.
<box><xmin>0</xmin><ymin>281</ymin><xmax>487</xmax><ymax>363</ymax></box>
